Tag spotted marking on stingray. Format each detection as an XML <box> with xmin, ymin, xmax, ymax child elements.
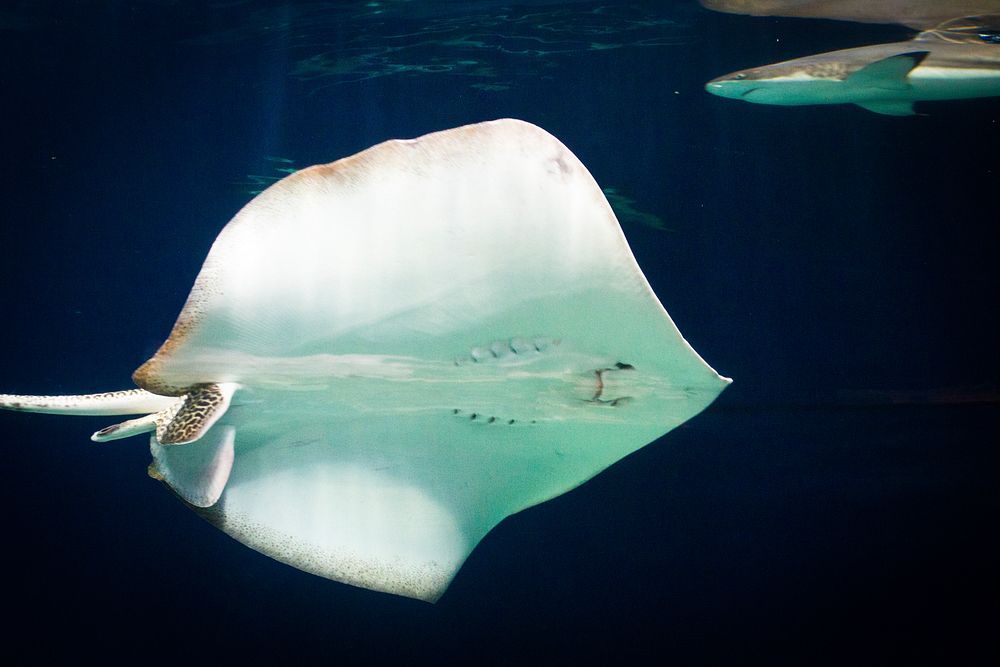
<box><xmin>157</xmin><ymin>384</ymin><xmax>226</xmax><ymax>444</ymax></box>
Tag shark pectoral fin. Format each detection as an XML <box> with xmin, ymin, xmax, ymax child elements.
<box><xmin>856</xmin><ymin>100</ymin><xmax>917</xmax><ymax>116</ymax></box>
<box><xmin>150</xmin><ymin>425</ymin><xmax>236</xmax><ymax>508</ymax></box>
<box><xmin>155</xmin><ymin>382</ymin><xmax>238</xmax><ymax>445</ymax></box>
<box><xmin>846</xmin><ymin>51</ymin><xmax>930</xmax><ymax>91</ymax></box>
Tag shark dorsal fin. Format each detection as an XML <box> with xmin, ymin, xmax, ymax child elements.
<box><xmin>846</xmin><ymin>51</ymin><xmax>929</xmax><ymax>90</ymax></box>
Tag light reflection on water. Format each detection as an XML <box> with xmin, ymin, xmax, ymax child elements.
<box><xmin>183</xmin><ymin>2</ymin><xmax>696</xmax><ymax>91</ymax></box>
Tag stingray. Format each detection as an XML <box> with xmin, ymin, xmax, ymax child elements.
<box><xmin>0</xmin><ymin>119</ymin><xmax>730</xmax><ymax>602</ymax></box>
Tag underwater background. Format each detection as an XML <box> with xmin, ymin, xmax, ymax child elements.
<box><xmin>0</xmin><ymin>1</ymin><xmax>996</xmax><ymax>662</ymax></box>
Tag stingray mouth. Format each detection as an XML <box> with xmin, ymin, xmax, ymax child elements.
<box><xmin>589</xmin><ymin>362</ymin><xmax>635</xmax><ymax>406</ymax></box>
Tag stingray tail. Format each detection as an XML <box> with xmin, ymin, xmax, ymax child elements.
<box><xmin>0</xmin><ymin>384</ymin><xmax>239</xmax><ymax>508</ymax></box>
<box><xmin>93</xmin><ymin>382</ymin><xmax>239</xmax><ymax>445</ymax></box>
<box><xmin>1</xmin><ymin>383</ymin><xmax>238</xmax><ymax>448</ymax></box>
<box><xmin>0</xmin><ymin>388</ymin><xmax>179</xmax><ymax>416</ymax></box>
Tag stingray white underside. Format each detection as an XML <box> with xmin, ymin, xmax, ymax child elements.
<box><xmin>2</xmin><ymin>119</ymin><xmax>729</xmax><ymax>602</ymax></box>
<box><xmin>154</xmin><ymin>342</ymin><xmax>722</xmax><ymax>601</ymax></box>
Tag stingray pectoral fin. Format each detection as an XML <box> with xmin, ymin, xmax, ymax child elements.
<box><xmin>846</xmin><ymin>51</ymin><xmax>929</xmax><ymax>90</ymax></box>
<box><xmin>151</xmin><ymin>425</ymin><xmax>236</xmax><ymax>508</ymax></box>
<box><xmin>156</xmin><ymin>383</ymin><xmax>238</xmax><ymax>445</ymax></box>
<box><xmin>199</xmin><ymin>430</ymin><xmax>474</xmax><ymax>602</ymax></box>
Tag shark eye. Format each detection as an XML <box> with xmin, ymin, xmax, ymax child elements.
<box><xmin>734</xmin><ymin>73</ymin><xmax>747</xmax><ymax>80</ymax></box>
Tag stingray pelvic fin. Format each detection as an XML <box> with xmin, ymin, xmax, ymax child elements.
<box><xmin>150</xmin><ymin>425</ymin><xmax>236</xmax><ymax>507</ymax></box>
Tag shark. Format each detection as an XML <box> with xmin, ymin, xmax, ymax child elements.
<box><xmin>699</xmin><ymin>1</ymin><xmax>1000</xmax><ymax>29</ymax></box>
<box><xmin>705</xmin><ymin>15</ymin><xmax>1000</xmax><ymax>115</ymax></box>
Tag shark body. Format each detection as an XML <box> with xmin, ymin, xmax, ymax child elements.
<box><xmin>705</xmin><ymin>16</ymin><xmax>1000</xmax><ymax>115</ymax></box>
<box><xmin>699</xmin><ymin>1</ymin><xmax>1000</xmax><ymax>29</ymax></box>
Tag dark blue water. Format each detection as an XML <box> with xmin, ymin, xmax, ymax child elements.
<box><xmin>0</xmin><ymin>1</ymin><xmax>996</xmax><ymax>662</ymax></box>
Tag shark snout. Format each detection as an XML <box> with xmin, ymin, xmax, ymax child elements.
<box><xmin>704</xmin><ymin>79</ymin><xmax>748</xmax><ymax>100</ymax></box>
